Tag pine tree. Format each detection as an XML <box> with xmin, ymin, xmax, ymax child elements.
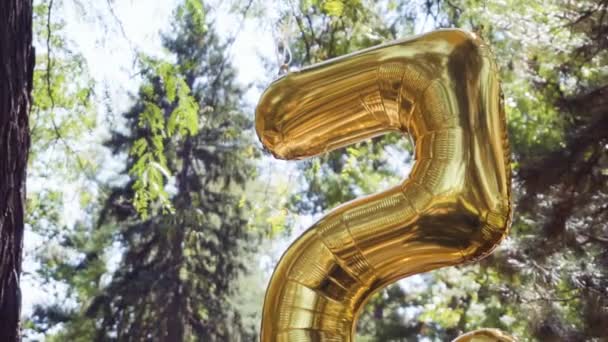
<box><xmin>79</xmin><ymin>1</ymin><xmax>259</xmax><ymax>340</ymax></box>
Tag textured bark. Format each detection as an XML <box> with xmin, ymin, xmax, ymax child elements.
<box><xmin>0</xmin><ymin>0</ymin><xmax>34</xmax><ymax>340</ymax></box>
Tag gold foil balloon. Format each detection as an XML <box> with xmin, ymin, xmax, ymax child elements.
<box><xmin>453</xmin><ymin>328</ymin><xmax>515</xmax><ymax>342</ymax></box>
<box><xmin>255</xmin><ymin>29</ymin><xmax>514</xmax><ymax>342</ymax></box>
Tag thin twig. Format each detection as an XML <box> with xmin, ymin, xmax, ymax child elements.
<box><xmin>105</xmin><ymin>0</ymin><xmax>140</xmax><ymax>71</ymax></box>
<box><xmin>46</xmin><ymin>0</ymin><xmax>59</xmax><ymax>142</ymax></box>
<box><xmin>46</xmin><ymin>0</ymin><xmax>86</xmax><ymax>170</ymax></box>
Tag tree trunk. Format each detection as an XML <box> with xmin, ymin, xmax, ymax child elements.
<box><xmin>0</xmin><ymin>0</ymin><xmax>34</xmax><ymax>340</ymax></box>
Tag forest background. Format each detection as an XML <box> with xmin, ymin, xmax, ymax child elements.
<box><xmin>9</xmin><ymin>0</ymin><xmax>608</xmax><ymax>341</ymax></box>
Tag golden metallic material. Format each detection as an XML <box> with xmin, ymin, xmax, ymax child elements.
<box><xmin>453</xmin><ymin>328</ymin><xmax>515</xmax><ymax>342</ymax></box>
<box><xmin>255</xmin><ymin>29</ymin><xmax>513</xmax><ymax>341</ymax></box>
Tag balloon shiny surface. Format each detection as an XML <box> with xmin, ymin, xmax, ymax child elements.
<box><xmin>255</xmin><ymin>29</ymin><xmax>513</xmax><ymax>341</ymax></box>
<box><xmin>453</xmin><ymin>328</ymin><xmax>515</xmax><ymax>342</ymax></box>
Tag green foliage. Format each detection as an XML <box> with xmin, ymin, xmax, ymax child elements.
<box><xmin>68</xmin><ymin>2</ymin><xmax>262</xmax><ymax>340</ymax></box>
<box><xmin>176</xmin><ymin>0</ymin><xmax>207</xmax><ymax>35</ymax></box>
<box><xmin>25</xmin><ymin>0</ymin><xmax>267</xmax><ymax>340</ymax></box>
<box><xmin>322</xmin><ymin>0</ymin><xmax>345</xmax><ymax>16</ymax></box>
<box><xmin>129</xmin><ymin>59</ymin><xmax>200</xmax><ymax>218</ymax></box>
<box><xmin>29</xmin><ymin>1</ymin><xmax>98</xmax><ymax>182</ymax></box>
<box><xmin>24</xmin><ymin>2</ymin><xmax>103</xmax><ymax>338</ymax></box>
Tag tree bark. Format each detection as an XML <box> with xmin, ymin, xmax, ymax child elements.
<box><xmin>0</xmin><ymin>0</ymin><xmax>34</xmax><ymax>340</ymax></box>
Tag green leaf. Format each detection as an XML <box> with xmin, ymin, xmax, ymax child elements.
<box><xmin>322</xmin><ymin>0</ymin><xmax>344</xmax><ymax>16</ymax></box>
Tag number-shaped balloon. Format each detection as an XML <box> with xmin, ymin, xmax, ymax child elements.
<box><xmin>255</xmin><ymin>29</ymin><xmax>513</xmax><ymax>342</ymax></box>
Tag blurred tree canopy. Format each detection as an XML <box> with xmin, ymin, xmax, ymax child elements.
<box><xmin>21</xmin><ymin>0</ymin><xmax>606</xmax><ymax>341</ymax></box>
